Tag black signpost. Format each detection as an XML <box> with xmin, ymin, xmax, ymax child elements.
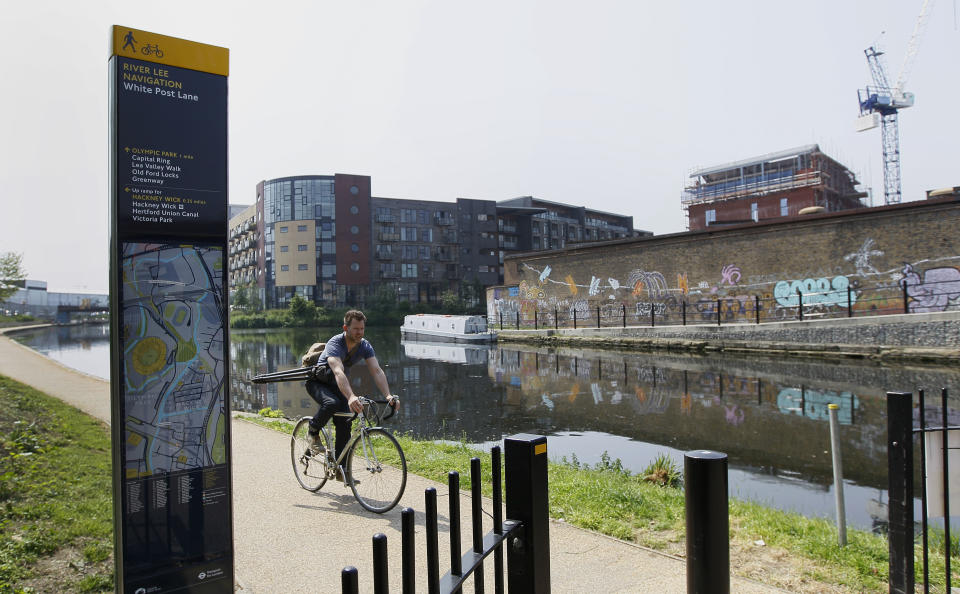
<box><xmin>108</xmin><ymin>26</ymin><xmax>232</xmax><ymax>593</ymax></box>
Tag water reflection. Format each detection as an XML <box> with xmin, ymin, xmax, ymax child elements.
<box><xmin>12</xmin><ymin>323</ymin><xmax>960</xmax><ymax>532</ymax></box>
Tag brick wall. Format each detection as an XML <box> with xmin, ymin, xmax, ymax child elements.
<box><xmin>488</xmin><ymin>197</ymin><xmax>960</xmax><ymax>327</ymax></box>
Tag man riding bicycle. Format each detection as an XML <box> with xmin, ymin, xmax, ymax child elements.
<box><xmin>305</xmin><ymin>309</ymin><xmax>398</xmax><ymax>481</ymax></box>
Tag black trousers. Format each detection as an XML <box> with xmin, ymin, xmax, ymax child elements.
<box><xmin>305</xmin><ymin>379</ymin><xmax>352</xmax><ymax>462</ymax></box>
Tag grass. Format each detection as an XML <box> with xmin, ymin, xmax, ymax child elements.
<box><xmin>0</xmin><ymin>376</ymin><xmax>113</xmax><ymax>593</ymax></box>
<box><xmin>247</xmin><ymin>408</ymin><xmax>960</xmax><ymax>592</ymax></box>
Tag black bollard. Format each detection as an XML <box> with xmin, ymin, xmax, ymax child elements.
<box><xmin>341</xmin><ymin>566</ymin><xmax>359</xmax><ymax>594</ymax></box>
<box><xmin>373</xmin><ymin>533</ymin><xmax>389</xmax><ymax>594</ymax></box>
<box><xmin>685</xmin><ymin>450</ymin><xmax>729</xmax><ymax>594</ymax></box>
<box><xmin>401</xmin><ymin>508</ymin><xmax>416</xmax><ymax>594</ymax></box>
<box><xmin>887</xmin><ymin>392</ymin><xmax>914</xmax><ymax>593</ymax></box>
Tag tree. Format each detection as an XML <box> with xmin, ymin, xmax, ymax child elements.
<box><xmin>232</xmin><ymin>286</ymin><xmax>250</xmax><ymax>311</ymax></box>
<box><xmin>440</xmin><ymin>290</ymin><xmax>465</xmax><ymax>314</ymax></box>
<box><xmin>0</xmin><ymin>252</ymin><xmax>26</xmax><ymax>302</ymax></box>
<box><xmin>286</xmin><ymin>294</ymin><xmax>317</xmax><ymax>327</ymax></box>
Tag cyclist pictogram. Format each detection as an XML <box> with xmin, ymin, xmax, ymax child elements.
<box><xmin>141</xmin><ymin>43</ymin><xmax>164</xmax><ymax>58</ymax></box>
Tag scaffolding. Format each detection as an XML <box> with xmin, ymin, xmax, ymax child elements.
<box><xmin>681</xmin><ymin>145</ymin><xmax>863</xmax><ymax>229</ymax></box>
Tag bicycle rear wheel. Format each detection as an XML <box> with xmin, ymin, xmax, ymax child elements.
<box><xmin>346</xmin><ymin>427</ymin><xmax>407</xmax><ymax>513</ymax></box>
<box><xmin>291</xmin><ymin>417</ymin><xmax>329</xmax><ymax>492</ymax></box>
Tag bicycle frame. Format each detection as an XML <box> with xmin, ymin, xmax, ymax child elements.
<box><xmin>326</xmin><ymin>398</ymin><xmax>396</xmax><ymax>475</ymax></box>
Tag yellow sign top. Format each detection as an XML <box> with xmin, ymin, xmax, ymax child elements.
<box><xmin>112</xmin><ymin>25</ymin><xmax>228</xmax><ymax>77</ymax></box>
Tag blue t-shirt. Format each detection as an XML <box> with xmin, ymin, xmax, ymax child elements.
<box><xmin>318</xmin><ymin>333</ymin><xmax>375</xmax><ymax>376</ymax></box>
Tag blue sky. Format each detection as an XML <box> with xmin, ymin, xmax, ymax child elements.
<box><xmin>1</xmin><ymin>0</ymin><xmax>957</xmax><ymax>292</ymax></box>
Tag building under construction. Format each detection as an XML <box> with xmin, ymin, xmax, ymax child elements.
<box><xmin>682</xmin><ymin>144</ymin><xmax>867</xmax><ymax>231</ymax></box>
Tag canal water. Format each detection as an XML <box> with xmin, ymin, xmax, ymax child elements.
<box><xmin>11</xmin><ymin>323</ymin><xmax>960</xmax><ymax>533</ymax></box>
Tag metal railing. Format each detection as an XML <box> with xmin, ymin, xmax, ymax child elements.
<box><xmin>341</xmin><ymin>435</ymin><xmax>550</xmax><ymax>594</ymax></box>
<box><xmin>887</xmin><ymin>389</ymin><xmax>957</xmax><ymax>594</ymax></box>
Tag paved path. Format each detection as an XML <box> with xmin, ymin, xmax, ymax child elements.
<box><xmin>0</xmin><ymin>326</ymin><xmax>782</xmax><ymax>593</ymax></box>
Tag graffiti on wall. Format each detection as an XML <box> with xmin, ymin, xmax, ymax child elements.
<box><xmin>489</xmin><ymin>250</ymin><xmax>960</xmax><ymax>325</ymax></box>
<box><xmin>902</xmin><ymin>263</ymin><xmax>960</xmax><ymax>312</ymax></box>
<box><xmin>844</xmin><ymin>238</ymin><xmax>884</xmax><ymax>276</ymax></box>
<box><xmin>627</xmin><ymin>270</ymin><xmax>668</xmax><ymax>298</ymax></box>
<box><xmin>720</xmin><ymin>264</ymin><xmax>741</xmax><ymax>286</ymax></box>
<box><xmin>773</xmin><ymin>275</ymin><xmax>854</xmax><ymax>308</ymax></box>
<box><xmin>636</xmin><ymin>302</ymin><xmax>667</xmax><ymax>316</ymax></box>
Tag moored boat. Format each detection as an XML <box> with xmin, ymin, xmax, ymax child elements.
<box><xmin>400</xmin><ymin>314</ymin><xmax>496</xmax><ymax>343</ymax></box>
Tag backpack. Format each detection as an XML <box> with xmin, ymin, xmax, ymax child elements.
<box><xmin>301</xmin><ymin>342</ymin><xmax>326</xmax><ymax>367</ymax></box>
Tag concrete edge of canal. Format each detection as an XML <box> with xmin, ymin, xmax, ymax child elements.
<box><xmin>494</xmin><ymin>310</ymin><xmax>960</xmax><ymax>364</ymax></box>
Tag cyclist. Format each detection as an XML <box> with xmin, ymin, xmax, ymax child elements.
<box><xmin>305</xmin><ymin>309</ymin><xmax>398</xmax><ymax>481</ymax></box>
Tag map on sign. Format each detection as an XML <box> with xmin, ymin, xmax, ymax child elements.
<box><xmin>120</xmin><ymin>242</ymin><xmax>227</xmax><ymax>478</ymax></box>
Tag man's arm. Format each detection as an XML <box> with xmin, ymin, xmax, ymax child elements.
<box><xmin>328</xmin><ymin>356</ymin><xmax>363</xmax><ymax>414</ymax></box>
<box><xmin>365</xmin><ymin>356</ymin><xmax>398</xmax><ymax>408</ymax></box>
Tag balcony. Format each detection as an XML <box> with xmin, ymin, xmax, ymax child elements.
<box><xmin>434</xmin><ymin>214</ymin><xmax>455</xmax><ymax>226</ymax></box>
<box><xmin>375</xmin><ymin>214</ymin><xmax>396</xmax><ymax>223</ymax></box>
<box><xmin>378</xmin><ymin>232</ymin><xmax>400</xmax><ymax>242</ymax></box>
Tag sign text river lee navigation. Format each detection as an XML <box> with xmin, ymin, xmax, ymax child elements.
<box><xmin>109</xmin><ymin>26</ymin><xmax>233</xmax><ymax>594</ymax></box>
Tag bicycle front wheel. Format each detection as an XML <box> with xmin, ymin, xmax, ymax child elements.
<box><xmin>291</xmin><ymin>417</ymin><xmax>328</xmax><ymax>492</ymax></box>
<box><xmin>346</xmin><ymin>428</ymin><xmax>407</xmax><ymax>513</ymax></box>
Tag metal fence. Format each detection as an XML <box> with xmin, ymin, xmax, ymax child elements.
<box><xmin>341</xmin><ymin>434</ymin><xmax>549</xmax><ymax>594</ymax></box>
<box><xmin>495</xmin><ymin>278</ymin><xmax>960</xmax><ymax>331</ymax></box>
<box><xmin>887</xmin><ymin>389</ymin><xmax>958</xmax><ymax>593</ymax></box>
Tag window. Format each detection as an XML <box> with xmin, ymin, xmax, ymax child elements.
<box><xmin>280</xmin><ymin>245</ymin><xmax>289</xmax><ymax>252</ymax></box>
<box><xmin>705</xmin><ymin>210</ymin><xmax>716</xmax><ymax>226</ymax></box>
<box><xmin>417</xmin><ymin>210</ymin><xmax>429</xmax><ymax>224</ymax></box>
<box><xmin>402</xmin><ymin>246</ymin><xmax>417</xmax><ymax>259</ymax></box>
<box><xmin>322</xmin><ymin>264</ymin><xmax>336</xmax><ymax>277</ymax></box>
<box><xmin>350</xmin><ymin>225</ymin><xmax>359</xmax><ymax>235</ymax></box>
<box><xmin>477</xmin><ymin>213</ymin><xmax>488</xmax><ymax>221</ymax></box>
<box><xmin>279</xmin><ymin>226</ymin><xmax>288</xmax><ymax>233</ymax></box>
<box><xmin>350</xmin><ymin>206</ymin><xmax>359</xmax><ymax>215</ymax></box>
<box><xmin>351</xmin><ymin>243</ymin><xmax>360</xmax><ymax>253</ymax></box>
<box><xmin>350</xmin><ymin>185</ymin><xmax>359</xmax><ymax>195</ymax></box>
<box><xmin>780</xmin><ymin>198</ymin><xmax>789</xmax><ymax>216</ymax></box>
<box><xmin>350</xmin><ymin>262</ymin><xmax>360</xmax><ymax>271</ymax></box>
<box><xmin>420</xmin><ymin>246</ymin><xmax>430</xmax><ymax>260</ymax></box>
<box><xmin>401</xmin><ymin>227</ymin><xmax>418</xmax><ymax>241</ymax></box>
<box><xmin>402</xmin><ymin>263</ymin><xmax>418</xmax><ymax>277</ymax></box>
<box><xmin>280</xmin><ymin>265</ymin><xmax>289</xmax><ymax>271</ymax></box>
<box><xmin>298</xmin><ymin>244</ymin><xmax>307</xmax><ymax>251</ymax></box>
<box><xmin>298</xmin><ymin>264</ymin><xmax>308</xmax><ymax>271</ymax></box>
<box><xmin>401</xmin><ymin>209</ymin><xmax>416</xmax><ymax>223</ymax></box>
<box><xmin>479</xmin><ymin>265</ymin><xmax>491</xmax><ymax>273</ymax></box>
<box><xmin>751</xmin><ymin>203</ymin><xmax>758</xmax><ymax>222</ymax></box>
<box><xmin>297</xmin><ymin>225</ymin><xmax>307</xmax><ymax>232</ymax></box>
<box><xmin>422</xmin><ymin>228</ymin><xmax>433</xmax><ymax>242</ymax></box>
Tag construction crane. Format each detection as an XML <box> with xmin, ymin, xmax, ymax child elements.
<box><xmin>855</xmin><ymin>0</ymin><xmax>934</xmax><ymax>205</ymax></box>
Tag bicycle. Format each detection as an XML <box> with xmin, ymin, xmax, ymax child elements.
<box><xmin>290</xmin><ymin>397</ymin><xmax>407</xmax><ymax>513</ymax></box>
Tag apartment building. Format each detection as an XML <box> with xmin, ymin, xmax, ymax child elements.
<box><xmin>228</xmin><ymin>174</ymin><xmax>637</xmax><ymax>308</ymax></box>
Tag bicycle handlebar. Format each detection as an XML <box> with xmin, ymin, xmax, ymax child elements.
<box><xmin>333</xmin><ymin>396</ymin><xmax>399</xmax><ymax>423</ymax></box>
